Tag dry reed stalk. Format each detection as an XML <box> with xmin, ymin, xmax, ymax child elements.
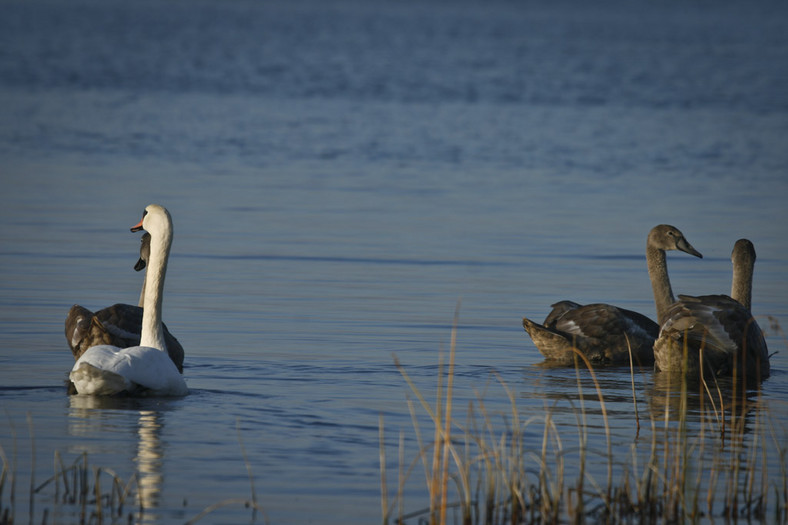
<box><xmin>398</xmin><ymin>429</ymin><xmax>406</xmax><ymax>522</ymax></box>
<box><xmin>394</xmin><ymin>314</ymin><xmax>556</xmax><ymax>524</ymax></box>
<box><xmin>706</xmin><ymin>431</ymin><xmax>719</xmax><ymax>516</ymax></box>
<box><xmin>725</xmin><ymin>417</ymin><xmax>739</xmax><ymax>516</ymax></box>
<box><xmin>375</xmin><ymin>423</ymin><xmax>415</xmax><ymax>524</ymax></box>
<box><xmin>78</xmin><ymin>453</ymin><xmax>88</xmax><ymax>522</ymax></box>
<box><xmin>26</xmin><ymin>413</ymin><xmax>35</xmax><ymax>523</ymax></box>
<box><xmin>469</xmin><ymin>395</ymin><xmax>503</xmax><ymax>523</ymax></box>
<box><xmin>392</xmin><ymin>302</ymin><xmax>473</xmax><ymax>525</ymax></box>
<box><xmin>570</xmin><ymin>348</ymin><xmax>612</xmax><ymax>504</ymax></box>
<box><xmin>235</xmin><ymin>419</ymin><xmax>259</xmax><ymax>517</ymax></box>
<box><xmin>379</xmin><ymin>414</ymin><xmax>388</xmax><ymax>524</ymax></box>
<box><xmin>641</xmin><ymin>413</ymin><xmax>658</xmax><ymax>515</ymax></box>
<box><xmin>747</xmin><ymin>392</ymin><xmax>765</xmax><ymax>517</ymax></box>
<box><xmin>408</xmin><ymin>399</ymin><xmax>432</xmax><ymax>512</ymax></box>
<box><xmin>0</xmin><ymin>444</ymin><xmax>8</xmax><ymax>506</ymax></box>
<box><xmin>394</xmin><ymin>356</ymin><xmax>441</xmax><ymax>520</ymax></box>
<box><xmin>678</xmin><ymin>348</ymin><xmax>691</xmax><ymax>520</ymax></box>
<box><xmin>431</xmin><ymin>343</ymin><xmax>444</xmax><ymax>523</ymax></box>
<box><xmin>404</xmin><ymin>397</ymin><xmax>431</xmax><ymax>498</ymax></box>
<box><xmin>52</xmin><ymin>451</ymin><xmax>63</xmax><ymax>505</ymax></box>
<box><xmin>0</xmin><ymin>445</ymin><xmax>9</xmax><ymax>525</ymax></box>
<box><xmin>449</xmin><ymin>409</ymin><xmax>473</xmax><ymax>523</ymax></box>
<box><xmin>378</xmin><ymin>417</ymin><xmax>414</xmax><ymax>524</ymax></box>
<box><xmin>768</xmin><ymin>419</ymin><xmax>788</xmax><ymax>522</ymax></box>
<box><xmin>698</xmin><ymin>358</ymin><xmax>723</xmax><ymax>434</ymax></box>
<box><xmin>571</xmin><ymin>353</ymin><xmax>588</xmax><ymax>521</ymax></box>
<box><xmin>693</xmin><ymin>378</ymin><xmax>708</xmax><ymax>519</ymax></box>
<box><xmin>93</xmin><ymin>466</ymin><xmax>102</xmax><ymax>521</ymax></box>
<box><xmin>663</xmin><ymin>335</ymin><xmax>690</xmax><ymax>519</ymax></box>
<box><xmin>439</xmin><ymin>303</ymin><xmax>460</xmax><ymax>525</ymax></box>
<box><xmin>469</xmin><ymin>401</ymin><xmax>498</xmax><ymax>523</ymax></box>
<box><xmin>492</xmin><ymin>370</ymin><xmax>529</xmax><ymax>521</ymax></box>
<box><xmin>626</xmin><ymin>337</ymin><xmax>641</xmax><ymax>435</ymax></box>
<box><xmin>539</xmin><ymin>414</ymin><xmax>552</xmax><ymax>518</ymax></box>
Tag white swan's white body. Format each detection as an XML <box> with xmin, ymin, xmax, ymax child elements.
<box><xmin>70</xmin><ymin>205</ymin><xmax>188</xmax><ymax>396</ymax></box>
<box><xmin>70</xmin><ymin>345</ymin><xmax>187</xmax><ymax>396</ymax></box>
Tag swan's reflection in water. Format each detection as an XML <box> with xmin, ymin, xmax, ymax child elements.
<box><xmin>518</xmin><ymin>361</ymin><xmax>772</xmax><ymax>474</ymax></box>
<box><xmin>135</xmin><ymin>410</ymin><xmax>163</xmax><ymax>512</ymax></box>
<box><xmin>68</xmin><ymin>396</ymin><xmax>167</xmax><ymax>521</ymax></box>
<box><xmin>646</xmin><ymin>370</ymin><xmax>763</xmax><ymax>434</ymax></box>
<box><xmin>523</xmin><ymin>363</ymin><xmax>765</xmax><ymax>430</ymax></box>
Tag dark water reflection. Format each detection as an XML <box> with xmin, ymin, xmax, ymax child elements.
<box><xmin>67</xmin><ymin>398</ymin><xmax>173</xmax><ymax>521</ymax></box>
<box><xmin>514</xmin><ymin>363</ymin><xmax>778</xmax><ymax>517</ymax></box>
<box><xmin>647</xmin><ymin>371</ymin><xmax>767</xmax><ymax>433</ymax></box>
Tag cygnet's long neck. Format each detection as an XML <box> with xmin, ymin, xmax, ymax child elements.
<box><xmin>140</xmin><ymin>227</ymin><xmax>172</xmax><ymax>351</ymax></box>
<box><xmin>138</xmin><ymin>273</ymin><xmax>147</xmax><ymax>308</ymax></box>
<box><xmin>731</xmin><ymin>254</ymin><xmax>754</xmax><ymax>311</ymax></box>
<box><xmin>647</xmin><ymin>243</ymin><xmax>675</xmax><ymax>326</ymax></box>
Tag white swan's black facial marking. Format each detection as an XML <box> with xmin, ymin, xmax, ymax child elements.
<box><xmin>131</xmin><ymin>209</ymin><xmax>148</xmax><ymax>232</ymax></box>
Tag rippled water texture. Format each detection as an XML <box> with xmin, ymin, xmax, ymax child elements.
<box><xmin>1</xmin><ymin>0</ymin><xmax>787</xmax><ymax>523</ymax></box>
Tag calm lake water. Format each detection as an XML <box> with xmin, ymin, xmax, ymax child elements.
<box><xmin>1</xmin><ymin>0</ymin><xmax>787</xmax><ymax>523</ymax></box>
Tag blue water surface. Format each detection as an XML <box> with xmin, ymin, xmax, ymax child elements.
<box><xmin>1</xmin><ymin>0</ymin><xmax>787</xmax><ymax>523</ymax></box>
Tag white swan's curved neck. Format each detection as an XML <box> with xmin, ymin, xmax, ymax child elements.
<box><xmin>140</xmin><ymin>222</ymin><xmax>172</xmax><ymax>351</ymax></box>
<box><xmin>647</xmin><ymin>244</ymin><xmax>675</xmax><ymax>326</ymax></box>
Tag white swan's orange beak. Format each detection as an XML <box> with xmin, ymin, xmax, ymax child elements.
<box><xmin>130</xmin><ymin>218</ymin><xmax>144</xmax><ymax>232</ymax></box>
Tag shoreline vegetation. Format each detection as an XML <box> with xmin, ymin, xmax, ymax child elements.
<box><xmin>0</xmin><ymin>417</ymin><xmax>266</xmax><ymax>525</ymax></box>
<box><xmin>380</xmin><ymin>310</ymin><xmax>787</xmax><ymax>525</ymax></box>
<box><xmin>2</xmin><ymin>315</ymin><xmax>785</xmax><ymax>524</ymax></box>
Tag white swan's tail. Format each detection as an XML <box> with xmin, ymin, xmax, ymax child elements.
<box><xmin>70</xmin><ymin>362</ymin><xmax>132</xmax><ymax>395</ymax></box>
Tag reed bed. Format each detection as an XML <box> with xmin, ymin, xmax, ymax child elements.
<box><xmin>0</xmin><ymin>418</ymin><xmax>265</xmax><ymax>525</ymax></box>
<box><xmin>380</xmin><ymin>316</ymin><xmax>788</xmax><ymax>525</ymax></box>
<box><xmin>0</xmin><ymin>444</ymin><xmax>141</xmax><ymax>525</ymax></box>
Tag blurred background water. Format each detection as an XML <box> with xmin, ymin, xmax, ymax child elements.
<box><xmin>1</xmin><ymin>0</ymin><xmax>787</xmax><ymax>523</ymax></box>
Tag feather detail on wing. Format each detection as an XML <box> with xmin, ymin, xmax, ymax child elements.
<box><xmin>524</xmin><ymin>302</ymin><xmax>658</xmax><ymax>365</ymax></box>
<box><xmin>655</xmin><ymin>294</ymin><xmax>769</xmax><ymax>380</ymax></box>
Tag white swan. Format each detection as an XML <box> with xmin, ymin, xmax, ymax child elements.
<box><xmin>522</xmin><ymin>225</ymin><xmax>702</xmax><ymax>365</ymax></box>
<box><xmin>653</xmin><ymin>238</ymin><xmax>770</xmax><ymax>382</ymax></box>
<box><xmin>69</xmin><ymin>204</ymin><xmax>188</xmax><ymax>396</ymax></box>
<box><xmin>65</xmin><ymin>232</ymin><xmax>184</xmax><ymax>372</ymax></box>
